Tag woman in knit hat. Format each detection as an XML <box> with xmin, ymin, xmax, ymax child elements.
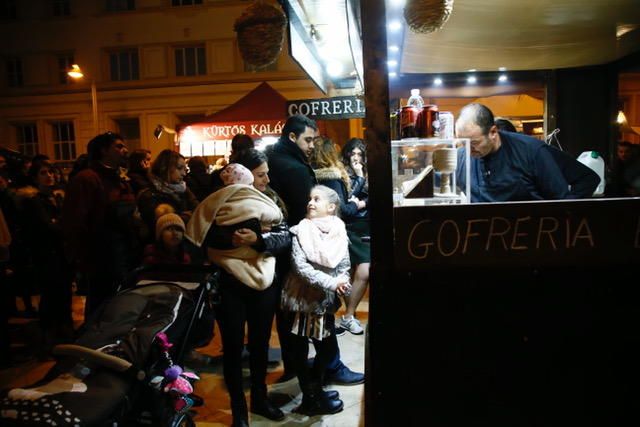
<box><xmin>143</xmin><ymin>213</ymin><xmax>190</xmax><ymax>266</ymax></box>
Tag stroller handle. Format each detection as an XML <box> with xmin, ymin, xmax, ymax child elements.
<box><xmin>53</xmin><ymin>344</ymin><xmax>146</xmax><ymax>381</ymax></box>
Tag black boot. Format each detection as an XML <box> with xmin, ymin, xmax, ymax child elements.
<box><xmin>230</xmin><ymin>394</ymin><xmax>249</xmax><ymax>427</ymax></box>
<box><xmin>323</xmin><ymin>389</ymin><xmax>340</xmax><ymax>400</ymax></box>
<box><xmin>231</xmin><ymin>417</ymin><xmax>249</xmax><ymax>427</ymax></box>
<box><xmin>251</xmin><ymin>387</ymin><xmax>285</xmax><ymax>421</ymax></box>
<box><xmin>295</xmin><ymin>381</ymin><xmax>344</xmax><ymax>416</ymax></box>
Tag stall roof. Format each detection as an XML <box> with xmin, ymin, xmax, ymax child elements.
<box><xmin>398</xmin><ymin>0</ymin><xmax>640</xmax><ymax>73</ymax></box>
<box><xmin>198</xmin><ymin>82</ymin><xmax>288</xmax><ymax>122</ymax></box>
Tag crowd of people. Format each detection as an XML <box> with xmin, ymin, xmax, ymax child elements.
<box><xmin>0</xmin><ymin>114</ymin><xmax>370</xmax><ymax>427</ymax></box>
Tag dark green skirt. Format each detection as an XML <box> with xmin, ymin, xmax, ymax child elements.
<box><xmin>346</xmin><ymin>218</ymin><xmax>371</xmax><ymax>265</ymax></box>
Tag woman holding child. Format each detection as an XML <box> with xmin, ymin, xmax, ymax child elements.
<box><xmin>186</xmin><ymin>160</ymin><xmax>289</xmax><ymax>427</ymax></box>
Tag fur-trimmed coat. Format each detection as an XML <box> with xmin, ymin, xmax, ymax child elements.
<box><xmin>313</xmin><ymin>167</ymin><xmax>359</xmax><ymax>220</ymax></box>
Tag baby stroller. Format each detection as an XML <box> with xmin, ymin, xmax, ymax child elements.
<box><xmin>0</xmin><ymin>264</ymin><xmax>219</xmax><ymax>427</ymax></box>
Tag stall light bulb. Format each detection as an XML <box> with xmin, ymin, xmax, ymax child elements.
<box><xmin>467</xmin><ymin>76</ymin><xmax>477</xmax><ymax>84</ymax></box>
<box><xmin>326</xmin><ymin>60</ymin><xmax>344</xmax><ymax>77</ymax></box>
<box><xmin>617</xmin><ymin>110</ymin><xmax>628</xmax><ymax>125</ymax></box>
<box><xmin>498</xmin><ymin>67</ymin><xmax>507</xmax><ymax>71</ymax></box>
<box><xmin>387</xmin><ymin>60</ymin><xmax>398</xmax><ymax>67</ymax></box>
<box><xmin>389</xmin><ymin>45</ymin><xmax>400</xmax><ymax>52</ymax></box>
<box><xmin>388</xmin><ymin>20</ymin><xmax>402</xmax><ymax>31</ymax></box>
<box><xmin>390</xmin><ymin>0</ymin><xmax>407</xmax><ymax>7</ymax></box>
<box><xmin>498</xmin><ymin>74</ymin><xmax>508</xmax><ymax>82</ymax></box>
<box><xmin>389</xmin><ymin>71</ymin><xmax>398</xmax><ymax>78</ymax></box>
<box><xmin>433</xmin><ymin>77</ymin><xmax>443</xmax><ymax>86</ymax></box>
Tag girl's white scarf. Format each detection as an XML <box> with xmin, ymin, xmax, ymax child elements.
<box><xmin>295</xmin><ymin>216</ymin><xmax>348</xmax><ymax>269</ymax></box>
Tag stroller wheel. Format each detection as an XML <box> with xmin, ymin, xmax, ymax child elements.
<box><xmin>170</xmin><ymin>412</ymin><xmax>195</xmax><ymax>427</ymax></box>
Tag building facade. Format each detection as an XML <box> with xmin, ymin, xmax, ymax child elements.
<box><xmin>0</xmin><ymin>0</ymin><xmax>335</xmax><ymax>162</ymax></box>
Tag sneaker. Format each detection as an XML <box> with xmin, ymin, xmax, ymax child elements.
<box><xmin>339</xmin><ymin>316</ymin><xmax>364</xmax><ymax>335</ymax></box>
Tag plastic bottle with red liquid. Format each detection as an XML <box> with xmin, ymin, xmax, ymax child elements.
<box><xmin>400</xmin><ymin>89</ymin><xmax>423</xmax><ymax>139</ymax></box>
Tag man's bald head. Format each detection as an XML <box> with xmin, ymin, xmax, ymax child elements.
<box><xmin>456</xmin><ymin>103</ymin><xmax>501</xmax><ymax>158</ymax></box>
<box><xmin>456</xmin><ymin>103</ymin><xmax>495</xmax><ymax>136</ymax></box>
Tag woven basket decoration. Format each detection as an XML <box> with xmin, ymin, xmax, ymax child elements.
<box><xmin>404</xmin><ymin>0</ymin><xmax>454</xmax><ymax>34</ymax></box>
<box><xmin>234</xmin><ymin>1</ymin><xmax>287</xmax><ymax>68</ymax></box>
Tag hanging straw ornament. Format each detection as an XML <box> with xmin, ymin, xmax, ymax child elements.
<box><xmin>404</xmin><ymin>0</ymin><xmax>454</xmax><ymax>34</ymax></box>
<box><xmin>234</xmin><ymin>0</ymin><xmax>287</xmax><ymax>68</ymax></box>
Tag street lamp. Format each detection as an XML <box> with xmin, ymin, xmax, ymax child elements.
<box><xmin>67</xmin><ymin>64</ymin><xmax>98</xmax><ymax>136</ymax></box>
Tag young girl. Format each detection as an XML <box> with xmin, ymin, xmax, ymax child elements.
<box><xmin>143</xmin><ymin>213</ymin><xmax>191</xmax><ymax>265</ymax></box>
<box><xmin>281</xmin><ymin>185</ymin><xmax>352</xmax><ymax>416</ymax></box>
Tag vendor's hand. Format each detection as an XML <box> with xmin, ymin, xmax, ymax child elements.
<box><xmin>232</xmin><ymin>228</ymin><xmax>258</xmax><ymax>247</ymax></box>
<box><xmin>352</xmin><ymin>161</ymin><xmax>364</xmax><ymax>177</ymax></box>
<box><xmin>261</xmin><ymin>225</ymin><xmax>272</xmax><ymax>232</ymax></box>
<box><xmin>336</xmin><ymin>282</ymin><xmax>352</xmax><ymax>296</ymax></box>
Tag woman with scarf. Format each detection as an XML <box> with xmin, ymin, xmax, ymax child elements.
<box><xmin>186</xmin><ymin>163</ymin><xmax>288</xmax><ymax>427</ymax></box>
<box><xmin>137</xmin><ymin>149</ymin><xmax>198</xmax><ymax>243</ymax></box>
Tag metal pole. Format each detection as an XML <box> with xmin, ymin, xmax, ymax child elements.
<box><xmin>91</xmin><ymin>80</ymin><xmax>98</xmax><ymax>136</ymax></box>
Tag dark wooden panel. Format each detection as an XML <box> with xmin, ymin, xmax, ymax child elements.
<box><xmin>555</xmin><ymin>66</ymin><xmax>618</xmax><ymax>159</ymax></box>
<box><xmin>394</xmin><ymin>198</ymin><xmax>640</xmax><ymax>270</ymax></box>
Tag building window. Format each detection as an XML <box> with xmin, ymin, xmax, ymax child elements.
<box><xmin>109</xmin><ymin>49</ymin><xmax>139</xmax><ymax>81</ymax></box>
<box><xmin>15</xmin><ymin>124</ymin><xmax>39</xmax><ymax>157</ymax></box>
<box><xmin>172</xmin><ymin>0</ymin><xmax>202</xmax><ymax>6</ymax></box>
<box><xmin>52</xmin><ymin>0</ymin><xmax>70</xmax><ymax>16</ymax></box>
<box><xmin>115</xmin><ymin>118</ymin><xmax>140</xmax><ymax>150</ymax></box>
<box><xmin>106</xmin><ymin>0</ymin><xmax>135</xmax><ymax>11</ymax></box>
<box><xmin>0</xmin><ymin>0</ymin><xmax>17</xmax><ymax>19</ymax></box>
<box><xmin>175</xmin><ymin>45</ymin><xmax>206</xmax><ymax>76</ymax></box>
<box><xmin>58</xmin><ymin>54</ymin><xmax>74</xmax><ymax>84</ymax></box>
<box><xmin>52</xmin><ymin>121</ymin><xmax>76</xmax><ymax>161</ymax></box>
<box><xmin>6</xmin><ymin>57</ymin><xmax>23</xmax><ymax>87</ymax></box>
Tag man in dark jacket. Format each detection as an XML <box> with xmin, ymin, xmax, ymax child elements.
<box><xmin>456</xmin><ymin>103</ymin><xmax>598</xmax><ymax>202</ymax></box>
<box><xmin>268</xmin><ymin>115</ymin><xmax>364</xmax><ymax>387</ymax></box>
<box><xmin>268</xmin><ymin>115</ymin><xmax>318</xmax><ymax>226</ymax></box>
<box><xmin>63</xmin><ymin>132</ymin><xmax>138</xmax><ymax>317</ymax></box>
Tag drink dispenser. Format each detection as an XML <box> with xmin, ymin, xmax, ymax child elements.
<box><xmin>432</xmin><ymin>147</ymin><xmax>457</xmax><ymax>196</ymax></box>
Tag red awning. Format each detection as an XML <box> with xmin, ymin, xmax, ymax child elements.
<box><xmin>177</xmin><ymin>82</ymin><xmax>288</xmax><ymax>156</ymax></box>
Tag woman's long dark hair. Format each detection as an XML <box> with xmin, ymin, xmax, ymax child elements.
<box><xmin>234</xmin><ymin>148</ymin><xmax>288</xmax><ymax>219</ymax></box>
<box><xmin>341</xmin><ymin>138</ymin><xmax>367</xmax><ymax>179</ymax></box>
<box><xmin>233</xmin><ymin>148</ymin><xmax>267</xmax><ymax>172</ymax></box>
